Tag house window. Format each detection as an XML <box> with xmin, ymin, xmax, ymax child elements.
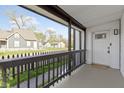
<box><xmin>14</xmin><ymin>41</ymin><xmax>20</xmax><ymax>47</ymax></box>
<box><xmin>14</xmin><ymin>33</ymin><xmax>19</xmax><ymax>38</ymax></box>
<box><xmin>27</xmin><ymin>41</ymin><xmax>31</xmax><ymax>47</ymax></box>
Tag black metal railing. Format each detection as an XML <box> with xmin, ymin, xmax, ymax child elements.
<box><xmin>0</xmin><ymin>50</ymin><xmax>85</xmax><ymax>88</ymax></box>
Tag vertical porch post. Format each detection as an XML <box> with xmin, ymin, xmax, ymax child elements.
<box><xmin>79</xmin><ymin>31</ymin><xmax>82</xmax><ymax>64</ymax></box>
<box><xmin>73</xmin><ymin>29</ymin><xmax>75</xmax><ymax>50</ymax></box>
<box><xmin>68</xmin><ymin>20</ymin><xmax>71</xmax><ymax>52</ymax></box>
<box><xmin>68</xmin><ymin>20</ymin><xmax>72</xmax><ymax>75</ymax></box>
<box><xmin>84</xmin><ymin>29</ymin><xmax>86</xmax><ymax>64</ymax></box>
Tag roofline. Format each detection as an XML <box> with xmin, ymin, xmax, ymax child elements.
<box><xmin>7</xmin><ymin>32</ymin><xmax>38</xmax><ymax>41</ymax></box>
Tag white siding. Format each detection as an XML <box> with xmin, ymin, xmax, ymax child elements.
<box><xmin>121</xmin><ymin>12</ymin><xmax>124</xmax><ymax>77</ymax></box>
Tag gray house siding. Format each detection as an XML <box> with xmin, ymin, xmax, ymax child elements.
<box><xmin>26</xmin><ymin>40</ymin><xmax>36</xmax><ymax>49</ymax></box>
<box><xmin>7</xmin><ymin>33</ymin><xmax>37</xmax><ymax>49</ymax></box>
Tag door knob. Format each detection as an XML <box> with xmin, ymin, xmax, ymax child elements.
<box><xmin>107</xmin><ymin>50</ymin><xmax>110</xmax><ymax>54</ymax></box>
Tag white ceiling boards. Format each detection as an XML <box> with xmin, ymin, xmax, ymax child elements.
<box><xmin>59</xmin><ymin>5</ymin><xmax>124</xmax><ymax>27</ymax></box>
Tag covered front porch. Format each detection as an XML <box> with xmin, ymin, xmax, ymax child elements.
<box><xmin>1</xmin><ymin>5</ymin><xmax>124</xmax><ymax>88</ymax></box>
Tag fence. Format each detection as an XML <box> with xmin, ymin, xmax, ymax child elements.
<box><xmin>0</xmin><ymin>50</ymin><xmax>67</xmax><ymax>60</ymax></box>
<box><xmin>0</xmin><ymin>50</ymin><xmax>85</xmax><ymax>88</ymax></box>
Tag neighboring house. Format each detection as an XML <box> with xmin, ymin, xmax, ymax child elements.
<box><xmin>51</xmin><ymin>42</ymin><xmax>58</xmax><ymax>48</ymax></box>
<box><xmin>43</xmin><ymin>42</ymin><xmax>51</xmax><ymax>48</ymax></box>
<box><xmin>58</xmin><ymin>42</ymin><xmax>65</xmax><ymax>48</ymax></box>
<box><xmin>43</xmin><ymin>41</ymin><xmax>66</xmax><ymax>48</ymax></box>
<box><xmin>0</xmin><ymin>29</ymin><xmax>38</xmax><ymax>50</ymax></box>
<box><xmin>37</xmin><ymin>41</ymin><xmax>43</xmax><ymax>49</ymax></box>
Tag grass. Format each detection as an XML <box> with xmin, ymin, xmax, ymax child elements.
<box><xmin>0</xmin><ymin>61</ymin><xmax>66</xmax><ymax>88</ymax></box>
<box><xmin>0</xmin><ymin>48</ymin><xmax>67</xmax><ymax>58</ymax></box>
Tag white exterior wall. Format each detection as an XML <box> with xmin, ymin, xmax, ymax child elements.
<box><xmin>121</xmin><ymin>12</ymin><xmax>124</xmax><ymax>76</ymax></box>
<box><xmin>86</xmin><ymin>20</ymin><xmax>120</xmax><ymax>69</ymax></box>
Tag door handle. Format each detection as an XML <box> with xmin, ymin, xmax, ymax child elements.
<box><xmin>107</xmin><ymin>50</ymin><xmax>110</xmax><ymax>54</ymax></box>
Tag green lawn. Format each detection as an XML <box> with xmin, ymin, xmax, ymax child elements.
<box><xmin>0</xmin><ymin>48</ymin><xmax>67</xmax><ymax>58</ymax></box>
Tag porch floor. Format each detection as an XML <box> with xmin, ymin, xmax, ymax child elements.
<box><xmin>51</xmin><ymin>64</ymin><xmax>124</xmax><ymax>88</ymax></box>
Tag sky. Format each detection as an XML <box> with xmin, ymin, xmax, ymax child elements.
<box><xmin>0</xmin><ymin>5</ymin><xmax>68</xmax><ymax>39</ymax></box>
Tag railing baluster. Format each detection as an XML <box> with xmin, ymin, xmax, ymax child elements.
<box><xmin>2</xmin><ymin>67</ymin><xmax>7</xmax><ymax>88</ymax></box>
<box><xmin>62</xmin><ymin>56</ymin><xmax>64</xmax><ymax>75</ymax></box>
<box><xmin>56</xmin><ymin>57</ymin><xmax>59</xmax><ymax>82</ymax></box>
<box><xmin>41</xmin><ymin>60</ymin><xmax>43</xmax><ymax>68</ymax></box>
<box><xmin>27</xmin><ymin>63</ymin><xmax>30</xmax><ymax>88</ymax></box>
<box><xmin>66</xmin><ymin>55</ymin><xmax>68</xmax><ymax>73</ymax></box>
<box><xmin>36</xmin><ymin>61</ymin><xmax>38</xmax><ymax>88</ymax></box>
<box><xmin>65</xmin><ymin>55</ymin><xmax>66</xmax><ymax>74</ymax></box>
<box><xmin>6</xmin><ymin>55</ymin><xmax>11</xmax><ymax>84</ymax></box>
<box><xmin>68</xmin><ymin>53</ymin><xmax>71</xmax><ymax>75</ymax></box>
<box><xmin>32</xmin><ymin>53</ymin><xmax>35</xmax><ymax>70</ymax></box>
<box><xmin>80</xmin><ymin>51</ymin><xmax>81</xmax><ymax>64</ymax></box>
<box><xmin>21</xmin><ymin>54</ymin><xmax>23</xmax><ymax>73</ymax></box>
<box><xmin>25</xmin><ymin>53</ymin><xmax>27</xmax><ymax>71</ymax></box>
<box><xmin>63</xmin><ymin>56</ymin><xmax>65</xmax><ymax>77</ymax></box>
<box><xmin>48</xmin><ymin>58</ymin><xmax>50</xmax><ymax>84</ymax></box>
<box><xmin>17</xmin><ymin>65</ymin><xmax>20</xmax><ymax>88</ymax></box>
<box><xmin>42</xmin><ymin>59</ymin><xmax>45</xmax><ymax>86</ymax></box>
<box><xmin>2</xmin><ymin>56</ymin><xmax>4</xmax><ymax>60</ymax></box>
<box><xmin>25</xmin><ymin>64</ymin><xmax>27</xmax><ymax>71</ymax></box>
<box><xmin>60</xmin><ymin>57</ymin><xmax>62</xmax><ymax>79</ymax></box>
<box><xmin>74</xmin><ymin>52</ymin><xmax>76</xmax><ymax>68</ymax></box>
<box><xmin>53</xmin><ymin>58</ymin><xmax>55</xmax><ymax>81</ymax></box>
<box><xmin>12</xmin><ymin>55</ymin><xmax>15</xmax><ymax>79</ymax></box>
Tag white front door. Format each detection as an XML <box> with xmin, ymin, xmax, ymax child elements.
<box><xmin>93</xmin><ymin>31</ymin><xmax>110</xmax><ymax>66</ymax></box>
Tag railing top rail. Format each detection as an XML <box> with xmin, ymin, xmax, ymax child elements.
<box><xmin>0</xmin><ymin>50</ymin><xmax>85</xmax><ymax>67</ymax></box>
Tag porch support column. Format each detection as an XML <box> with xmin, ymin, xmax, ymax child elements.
<box><xmin>68</xmin><ymin>20</ymin><xmax>71</xmax><ymax>51</ymax></box>
<box><xmin>84</xmin><ymin>30</ymin><xmax>86</xmax><ymax>64</ymax></box>
<box><xmin>68</xmin><ymin>20</ymin><xmax>72</xmax><ymax>75</ymax></box>
<box><xmin>73</xmin><ymin>29</ymin><xmax>75</xmax><ymax>50</ymax></box>
<box><xmin>79</xmin><ymin>31</ymin><xmax>82</xmax><ymax>64</ymax></box>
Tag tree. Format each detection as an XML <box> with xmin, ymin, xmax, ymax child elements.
<box><xmin>6</xmin><ymin>11</ymin><xmax>21</xmax><ymax>29</ymax></box>
<box><xmin>45</xmin><ymin>28</ymin><xmax>57</xmax><ymax>43</ymax></box>
<box><xmin>6</xmin><ymin>11</ymin><xmax>36</xmax><ymax>30</ymax></box>
<box><xmin>57</xmin><ymin>34</ymin><xmax>68</xmax><ymax>47</ymax></box>
<box><xmin>34</xmin><ymin>32</ymin><xmax>46</xmax><ymax>43</ymax></box>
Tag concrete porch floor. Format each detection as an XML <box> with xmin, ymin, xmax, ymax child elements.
<box><xmin>51</xmin><ymin>64</ymin><xmax>124</xmax><ymax>88</ymax></box>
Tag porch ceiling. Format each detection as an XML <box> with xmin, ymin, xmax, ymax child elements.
<box><xmin>59</xmin><ymin>5</ymin><xmax>124</xmax><ymax>27</ymax></box>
